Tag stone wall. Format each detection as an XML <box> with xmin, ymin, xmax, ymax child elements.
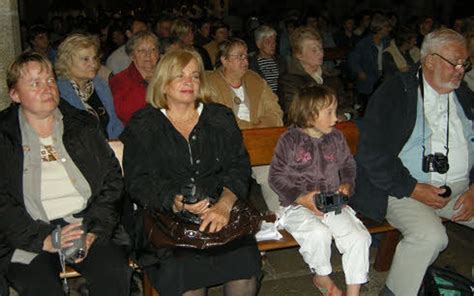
<box><xmin>0</xmin><ymin>0</ymin><xmax>21</xmax><ymax>110</ymax></box>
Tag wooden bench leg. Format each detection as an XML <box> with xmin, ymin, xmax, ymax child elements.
<box><xmin>374</xmin><ymin>229</ymin><xmax>400</xmax><ymax>272</ymax></box>
<box><xmin>143</xmin><ymin>272</ymin><xmax>160</xmax><ymax>296</ymax></box>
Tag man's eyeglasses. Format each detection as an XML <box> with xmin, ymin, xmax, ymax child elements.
<box><xmin>431</xmin><ymin>53</ymin><xmax>472</xmax><ymax>71</ymax></box>
<box><xmin>227</xmin><ymin>54</ymin><xmax>248</xmax><ymax>61</ymax></box>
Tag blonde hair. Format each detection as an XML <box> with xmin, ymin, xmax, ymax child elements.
<box><xmin>170</xmin><ymin>18</ymin><xmax>193</xmax><ymax>41</ymax></box>
<box><xmin>7</xmin><ymin>52</ymin><xmax>53</xmax><ymax>90</ymax></box>
<box><xmin>146</xmin><ymin>49</ymin><xmax>213</xmax><ymax>109</ymax></box>
<box><xmin>290</xmin><ymin>26</ymin><xmax>322</xmax><ymax>57</ymax></box>
<box><xmin>288</xmin><ymin>84</ymin><xmax>337</xmax><ymax>128</ymax></box>
<box><xmin>55</xmin><ymin>33</ymin><xmax>99</xmax><ymax>79</ymax></box>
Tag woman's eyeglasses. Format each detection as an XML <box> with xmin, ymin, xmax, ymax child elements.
<box><xmin>227</xmin><ymin>54</ymin><xmax>248</xmax><ymax>61</ymax></box>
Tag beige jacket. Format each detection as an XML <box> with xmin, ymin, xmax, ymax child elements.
<box><xmin>207</xmin><ymin>69</ymin><xmax>283</xmax><ymax>129</ymax></box>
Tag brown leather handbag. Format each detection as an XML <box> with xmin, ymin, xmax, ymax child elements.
<box><xmin>143</xmin><ymin>200</ymin><xmax>262</xmax><ymax>249</ymax></box>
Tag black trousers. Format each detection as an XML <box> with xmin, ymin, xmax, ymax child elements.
<box><xmin>6</xmin><ymin>241</ymin><xmax>131</xmax><ymax>296</ymax></box>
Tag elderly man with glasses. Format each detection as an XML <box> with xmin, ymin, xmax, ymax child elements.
<box><xmin>351</xmin><ymin>28</ymin><xmax>474</xmax><ymax>296</ymax></box>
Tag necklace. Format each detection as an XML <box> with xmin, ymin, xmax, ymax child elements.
<box><xmin>167</xmin><ymin>110</ymin><xmax>198</xmax><ymax>125</ymax></box>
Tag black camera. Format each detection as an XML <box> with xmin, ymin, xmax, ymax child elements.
<box><xmin>422</xmin><ymin>153</ymin><xmax>449</xmax><ymax>174</ymax></box>
<box><xmin>62</xmin><ymin>225</ymin><xmax>87</xmax><ymax>264</ymax></box>
<box><xmin>181</xmin><ymin>183</ymin><xmax>200</xmax><ymax>204</ymax></box>
<box><xmin>178</xmin><ymin>184</ymin><xmax>209</xmax><ymax>224</ymax></box>
<box><xmin>313</xmin><ymin>192</ymin><xmax>349</xmax><ymax>215</ymax></box>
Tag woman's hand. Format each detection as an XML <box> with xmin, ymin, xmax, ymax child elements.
<box><xmin>295</xmin><ymin>191</ymin><xmax>324</xmax><ymax>216</ymax></box>
<box><xmin>173</xmin><ymin>194</ymin><xmax>210</xmax><ymax>215</ymax></box>
<box><xmin>199</xmin><ymin>188</ymin><xmax>236</xmax><ymax>233</ymax></box>
<box><xmin>42</xmin><ymin>223</ymin><xmax>84</xmax><ymax>253</ymax></box>
<box><xmin>74</xmin><ymin>233</ymin><xmax>97</xmax><ymax>264</ymax></box>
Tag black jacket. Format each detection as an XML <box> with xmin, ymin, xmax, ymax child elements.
<box><xmin>121</xmin><ymin>103</ymin><xmax>251</xmax><ymax>212</ymax></box>
<box><xmin>0</xmin><ymin>100</ymin><xmax>124</xmax><ymax>279</ymax></box>
<box><xmin>277</xmin><ymin>57</ymin><xmax>352</xmax><ymax>121</ymax></box>
<box><xmin>120</xmin><ymin>103</ymin><xmax>251</xmax><ymax>266</ymax></box>
<box><xmin>248</xmin><ymin>53</ymin><xmax>287</xmax><ymax>87</ymax></box>
<box><xmin>351</xmin><ymin>68</ymin><xmax>474</xmax><ymax>222</ymax></box>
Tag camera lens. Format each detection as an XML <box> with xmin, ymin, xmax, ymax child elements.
<box><xmin>76</xmin><ymin>248</ymin><xmax>86</xmax><ymax>259</ymax></box>
<box><xmin>438</xmin><ymin>185</ymin><xmax>451</xmax><ymax>198</ymax></box>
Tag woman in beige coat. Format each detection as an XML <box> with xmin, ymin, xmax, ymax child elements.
<box><xmin>206</xmin><ymin>38</ymin><xmax>283</xmax><ymax>130</ymax></box>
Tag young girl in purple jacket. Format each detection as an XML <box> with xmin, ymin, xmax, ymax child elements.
<box><xmin>269</xmin><ymin>85</ymin><xmax>371</xmax><ymax>296</ymax></box>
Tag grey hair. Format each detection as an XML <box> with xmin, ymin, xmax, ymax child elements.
<box><xmin>420</xmin><ymin>28</ymin><xmax>466</xmax><ymax>60</ymax></box>
<box><xmin>125</xmin><ymin>31</ymin><xmax>160</xmax><ymax>56</ymax></box>
<box><xmin>370</xmin><ymin>13</ymin><xmax>390</xmax><ymax>33</ymax></box>
<box><xmin>254</xmin><ymin>25</ymin><xmax>277</xmax><ymax>45</ymax></box>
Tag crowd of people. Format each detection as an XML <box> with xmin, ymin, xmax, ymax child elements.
<box><xmin>1</xmin><ymin>3</ymin><xmax>474</xmax><ymax>296</ymax></box>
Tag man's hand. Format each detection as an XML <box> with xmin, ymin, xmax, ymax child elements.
<box><xmin>452</xmin><ymin>187</ymin><xmax>474</xmax><ymax>222</ymax></box>
<box><xmin>295</xmin><ymin>191</ymin><xmax>324</xmax><ymax>216</ymax></box>
<box><xmin>411</xmin><ymin>183</ymin><xmax>450</xmax><ymax>209</ymax></box>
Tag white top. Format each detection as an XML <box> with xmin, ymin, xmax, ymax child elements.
<box><xmin>232</xmin><ymin>85</ymin><xmax>250</xmax><ymax>121</ymax></box>
<box><xmin>40</xmin><ymin>136</ymin><xmax>86</xmax><ymax>220</ymax></box>
<box><xmin>423</xmin><ymin>78</ymin><xmax>468</xmax><ymax>185</ymax></box>
<box><xmin>376</xmin><ymin>43</ymin><xmax>383</xmax><ymax>71</ymax></box>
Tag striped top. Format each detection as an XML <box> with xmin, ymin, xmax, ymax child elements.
<box><xmin>257</xmin><ymin>57</ymin><xmax>279</xmax><ymax>93</ymax></box>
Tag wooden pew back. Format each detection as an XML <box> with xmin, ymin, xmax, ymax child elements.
<box><xmin>242</xmin><ymin>121</ymin><xmax>359</xmax><ymax>167</ymax></box>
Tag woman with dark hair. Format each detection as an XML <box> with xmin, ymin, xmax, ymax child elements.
<box><xmin>170</xmin><ymin>18</ymin><xmax>213</xmax><ymax>70</ymax></box>
<box><xmin>382</xmin><ymin>27</ymin><xmax>418</xmax><ymax>79</ymax></box>
<box><xmin>204</xmin><ymin>20</ymin><xmax>230</xmax><ymax>67</ymax></box>
<box><xmin>348</xmin><ymin>13</ymin><xmax>392</xmax><ymax>113</ymax></box>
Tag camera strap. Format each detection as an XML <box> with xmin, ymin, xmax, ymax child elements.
<box><xmin>418</xmin><ymin>68</ymin><xmax>450</xmax><ymax>159</ymax></box>
<box><xmin>51</xmin><ymin>225</ymin><xmax>70</xmax><ymax>295</ymax></box>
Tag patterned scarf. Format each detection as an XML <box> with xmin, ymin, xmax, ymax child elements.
<box><xmin>70</xmin><ymin>79</ymin><xmax>97</xmax><ymax>117</ymax></box>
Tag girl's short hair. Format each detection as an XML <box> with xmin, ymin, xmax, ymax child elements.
<box><xmin>290</xmin><ymin>26</ymin><xmax>322</xmax><ymax>57</ymax></box>
<box><xmin>55</xmin><ymin>33</ymin><xmax>99</xmax><ymax>79</ymax></box>
<box><xmin>288</xmin><ymin>84</ymin><xmax>337</xmax><ymax>128</ymax></box>
<box><xmin>146</xmin><ymin>49</ymin><xmax>213</xmax><ymax>109</ymax></box>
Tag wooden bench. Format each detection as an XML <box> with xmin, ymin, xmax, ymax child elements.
<box><xmin>242</xmin><ymin>122</ymin><xmax>400</xmax><ymax>272</ymax></box>
<box><xmin>61</xmin><ymin>122</ymin><xmax>400</xmax><ymax>296</ymax></box>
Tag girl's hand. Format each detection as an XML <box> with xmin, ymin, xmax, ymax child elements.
<box><xmin>295</xmin><ymin>191</ymin><xmax>324</xmax><ymax>216</ymax></box>
<box><xmin>337</xmin><ymin>183</ymin><xmax>352</xmax><ymax>196</ymax></box>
